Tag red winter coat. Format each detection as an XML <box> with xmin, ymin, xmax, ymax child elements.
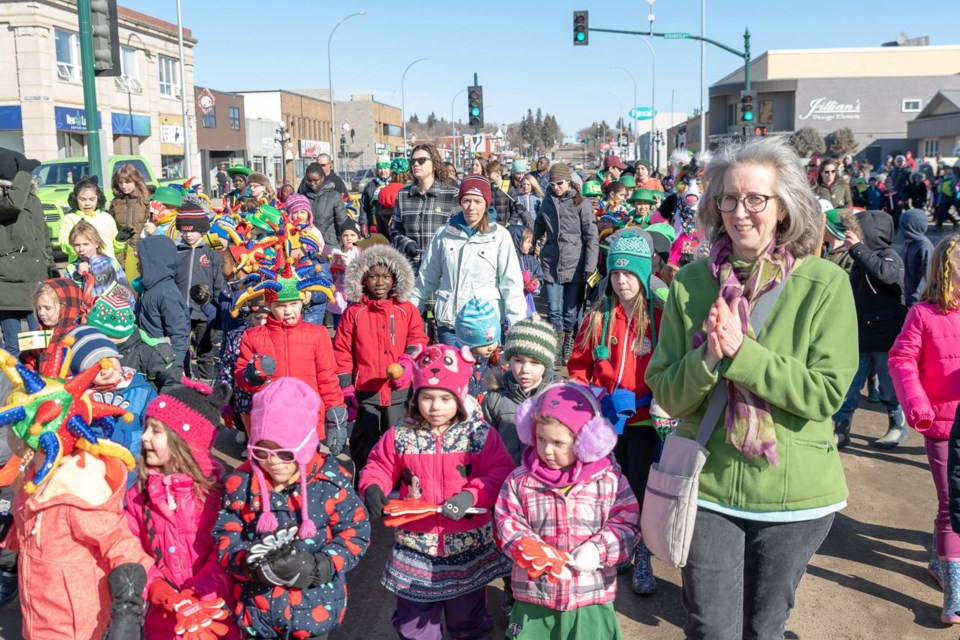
<box><xmin>333</xmin><ymin>296</ymin><xmax>428</xmax><ymax>406</ymax></box>
<box><xmin>125</xmin><ymin>473</ymin><xmax>241</xmax><ymax>640</ymax></box>
<box><xmin>235</xmin><ymin>316</ymin><xmax>344</xmax><ymax>439</ymax></box>
<box><xmin>567</xmin><ymin>302</ymin><xmax>661</xmax><ymax>425</ymax></box>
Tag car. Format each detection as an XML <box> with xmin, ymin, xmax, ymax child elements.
<box><xmin>350</xmin><ymin>167</ymin><xmax>375</xmax><ymax>193</ymax></box>
<box><xmin>32</xmin><ymin>155</ymin><xmax>180</xmax><ymax>250</ymax></box>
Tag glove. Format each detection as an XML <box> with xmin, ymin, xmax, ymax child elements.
<box><xmin>513</xmin><ymin>537</ymin><xmax>572</xmax><ymax>583</ymax></box>
<box><xmin>402</xmin><ymin>240</ymin><xmax>420</xmax><ymax>258</ymax></box>
<box><xmin>245</xmin><ymin>526</ymin><xmax>299</xmax><ymax>568</ymax></box>
<box><xmin>102</xmin><ymin>563</ymin><xmax>147</xmax><ymax>639</ymax></box>
<box><xmin>324</xmin><ymin>405</ymin><xmax>348</xmax><ymax>455</ymax></box>
<box><xmin>269</xmin><ymin>548</ymin><xmax>334</xmax><ymax>588</ymax></box>
<box><xmin>569</xmin><ymin>542</ymin><xmax>602</xmax><ymax>573</ymax></box>
<box><xmin>173</xmin><ymin>592</ymin><xmax>230</xmax><ymax>640</ymax></box>
<box><xmin>342</xmin><ymin>386</ymin><xmax>359</xmax><ymax>422</ymax></box>
<box><xmin>147</xmin><ymin>578</ymin><xmax>196</xmax><ymax>612</ymax></box>
<box><xmin>364</xmin><ymin>485</ymin><xmax>389</xmax><ymax>519</ymax></box>
<box><xmin>115</xmin><ymin>226</ymin><xmax>135</xmax><ymax>243</ymax></box>
<box><xmin>441</xmin><ymin>491</ymin><xmax>474</xmax><ymax>521</ymax></box>
<box><xmin>243</xmin><ymin>354</ymin><xmax>276</xmax><ymax>387</ymax></box>
<box><xmin>388</xmin><ymin>353</ymin><xmax>416</xmax><ymax>390</ymax></box>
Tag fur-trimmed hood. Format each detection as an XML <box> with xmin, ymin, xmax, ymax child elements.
<box><xmin>342</xmin><ymin>243</ymin><xmax>415</xmax><ymax>302</ymax></box>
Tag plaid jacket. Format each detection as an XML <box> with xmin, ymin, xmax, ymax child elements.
<box><xmin>494</xmin><ymin>462</ymin><xmax>640</xmax><ymax>611</ymax></box>
<box><xmin>389</xmin><ymin>180</ymin><xmax>459</xmax><ymax>273</ymax></box>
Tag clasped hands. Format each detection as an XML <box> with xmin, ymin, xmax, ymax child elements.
<box><xmin>704</xmin><ymin>294</ymin><xmax>745</xmax><ymax>371</ymax></box>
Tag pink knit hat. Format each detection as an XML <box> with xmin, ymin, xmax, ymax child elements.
<box><xmin>284</xmin><ymin>193</ymin><xmax>313</xmax><ymax>224</ymax></box>
<box><xmin>411</xmin><ymin>343</ymin><xmax>476</xmax><ymax>412</ymax></box>
<box><xmin>144</xmin><ymin>378</ymin><xmax>232</xmax><ymax>477</ymax></box>
<box><xmin>514</xmin><ymin>381</ymin><xmax>617</xmax><ymax>463</ymax></box>
<box><xmin>249</xmin><ymin>377</ymin><xmax>323</xmax><ymax>539</ymax></box>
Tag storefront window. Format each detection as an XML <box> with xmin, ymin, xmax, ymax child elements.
<box><xmin>57</xmin><ymin>132</ymin><xmax>85</xmax><ymax>158</ymax></box>
<box><xmin>113</xmin><ymin>135</ymin><xmax>141</xmax><ymax>156</ymax></box>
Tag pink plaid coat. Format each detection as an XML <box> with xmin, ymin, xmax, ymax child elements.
<box><xmin>494</xmin><ymin>463</ymin><xmax>640</xmax><ymax>610</ymax></box>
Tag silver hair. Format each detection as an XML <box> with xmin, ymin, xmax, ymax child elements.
<box><xmin>317</xmin><ymin>153</ymin><xmax>332</xmax><ymax>163</ymax></box>
<box><xmin>699</xmin><ymin>136</ymin><xmax>822</xmax><ymax>258</ymax></box>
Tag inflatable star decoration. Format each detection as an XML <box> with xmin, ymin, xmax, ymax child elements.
<box><xmin>0</xmin><ymin>351</ymin><xmax>135</xmax><ymax>493</ymax></box>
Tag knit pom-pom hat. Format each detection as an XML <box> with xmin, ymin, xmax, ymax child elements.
<box><xmin>411</xmin><ymin>343</ymin><xmax>476</xmax><ymax>414</ymax></box>
<box><xmin>145</xmin><ymin>378</ymin><xmax>232</xmax><ymax>477</ymax></box>
<box><xmin>249</xmin><ymin>377</ymin><xmax>323</xmax><ymax>539</ymax></box>
<box><xmin>514</xmin><ymin>381</ymin><xmax>617</xmax><ymax>463</ymax></box>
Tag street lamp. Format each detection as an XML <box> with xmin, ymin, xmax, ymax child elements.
<box><xmin>327</xmin><ymin>11</ymin><xmax>366</xmax><ymax>174</ymax></box>
<box><xmin>644</xmin><ymin>0</ymin><xmax>657</xmax><ymax>168</ymax></box>
<box><xmin>612</xmin><ymin>66</ymin><xmax>638</xmax><ymax>161</ymax></box>
<box><xmin>275</xmin><ymin>125</ymin><xmax>291</xmax><ymax>186</ymax></box>
<box><xmin>451</xmin><ymin>88</ymin><xmax>467</xmax><ymax>170</ymax></box>
<box><xmin>401</xmin><ymin>58</ymin><xmax>428</xmax><ymax>155</ymax></box>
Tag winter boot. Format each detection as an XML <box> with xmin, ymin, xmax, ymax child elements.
<box><xmin>834</xmin><ymin>419</ymin><xmax>852</xmax><ymax>450</ymax></box>
<box><xmin>930</xmin><ymin>533</ymin><xmax>943</xmax><ymax>590</ymax></box>
<box><xmin>502</xmin><ymin>575</ymin><xmax>516</xmax><ymax>616</ymax></box>
<box><xmin>0</xmin><ymin>569</ymin><xmax>16</xmax><ymax>610</ymax></box>
<box><xmin>874</xmin><ymin>410</ymin><xmax>908</xmax><ymax>449</ymax></box>
<box><xmin>561</xmin><ymin>331</ymin><xmax>575</xmax><ymax>366</ymax></box>
<box><xmin>554</xmin><ymin>331</ymin><xmax>567</xmax><ymax>369</ymax></box>
<box><xmin>632</xmin><ymin>541</ymin><xmax>657</xmax><ymax>595</ymax></box>
<box><xmin>102</xmin><ymin>563</ymin><xmax>147</xmax><ymax>639</ymax></box>
<box><xmin>940</xmin><ymin>560</ymin><xmax>960</xmax><ymax>624</ymax></box>
<box><xmin>615</xmin><ymin>557</ymin><xmax>632</xmax><ymax>575</ymax></box>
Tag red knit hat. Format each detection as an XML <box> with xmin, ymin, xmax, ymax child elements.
<box><xmin>377</xmin><ymin>182</ymin><xmax>403</xmax><ymax>210</ymax></box>
<box><xmin>458</xmin><ymin>174</ymin><xmax>492</xmax><ymax>207</ymax></box>
<box><xmin>144</xmin><ymin>378</ymin><xmax>231</xmax><ymax>477</ymax></box>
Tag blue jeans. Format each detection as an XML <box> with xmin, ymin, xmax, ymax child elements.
<box><xmin>545</xmin><ymin>281</ymin><xmax>584</xmax><ymax>332</ymax></box>
<box><xmin>834</xmin><ymin>352</ymin><xmax>900</xmax><ymax>422</ymax></box>
<box><xmin>681</xmin><ymin>509</ymin><xmax>835</xmax><ymax>639</ymax></box>
<box><xmin>0</xmin><ymin>310</ymin><xmax>38</xmax><ymax>358</ymax></box>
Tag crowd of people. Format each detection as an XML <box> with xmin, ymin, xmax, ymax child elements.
<box><xmin>0</xmin><ymin>136</ymin><xmax>957</xmax><ymax>639</ymax></box>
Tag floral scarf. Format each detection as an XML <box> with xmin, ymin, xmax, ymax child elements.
<box><xmin>692</xmin><ymin>234</ymin><xmax>795</xmax><ymax>465</ymax></box>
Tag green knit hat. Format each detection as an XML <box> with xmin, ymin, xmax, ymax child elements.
<box><xmin>376</xmin><ymin>155</ymin><xmax>391</xmax><ymax>169</ymax></box>
<box><xmin>619</xmin><ymin>175</ymin><xmax>636</xmax><ymax>189</ymax></box>
<box><xmin>596</xmin><ymin>232</ymin><xmax>656</xmax><ymax>360</ymax></box>
<box><xmin>503</xmin><ymin>313</ymin><xmax>557</xmax><ymax>368</ymax></box>
<box><xmin>152</xmin><ymin>186</ymin><xmax>183</xmax><ymax>209</ymax></box>
<box><xmin>86</xmin><ymin>292</ymin><xmax>135</xmax><ymax>340</ymax></box>
<box><xmin>824</xmin><ymin>208</ymin><xmax>848</xmax><ymax>241</ymax></box>
<box><xmin>628</xmin><ymin>188</ymin><xmax>657</xmax><ymax>205</ymax></box>
<box><xmin>582</xmin><ymin>180</ymin><xmax>603</xmax><ymax>197</ymax></box>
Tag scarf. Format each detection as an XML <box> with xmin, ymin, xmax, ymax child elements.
<box><xmin>692</xmin><ymin>233</ymin><xmax>795</xmax><ymax>465</ymax></box>
<box><xmin>521</xmin><ymin>446</ymin><xmax>612</xmax><ymax>489</ymax></box>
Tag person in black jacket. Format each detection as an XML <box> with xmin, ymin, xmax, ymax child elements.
<box><xmin>833</xmin><ymin>210</ymin><xmax>908</xmax><ymax>449</ymax></box>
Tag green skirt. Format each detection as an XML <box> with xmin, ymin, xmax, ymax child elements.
<box><xmin>506</xmin><ymin>600</ymin><xmax>622</xmax><ymax>640</ymax></box>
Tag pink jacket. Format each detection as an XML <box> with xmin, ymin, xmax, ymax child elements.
<box><xmin>495</xmin><ymin>464</ymin><xmax>639</xmax><ymax>611</ymax></box>
<box><xmin>125</xmin><ymin>473</ymin><xmax>240</xmax><ymax>639</ymax></box>
<box><xmin>889</xmin><ymin>302</ymin><xmax>960</xmax><ymax>440</ymax></box>
<box><xmin>359</xmin><ymin>410</ymin><xmax>514</xmax><ymax>554</ymax></box>
<box><xmin>5</xmin><ymin>454</ymin><xmax>153</xmax><ymax>640</ymax></box>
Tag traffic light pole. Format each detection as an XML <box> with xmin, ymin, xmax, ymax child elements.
<box><xmin>590</xmin><ymin>27</ymin><xmax>752</xmax><ymax>90</ymax></box>
<box><xmin>77</xmin><ymin>0</ymin><xmax>104</xmax><ymax>182</ymax></box>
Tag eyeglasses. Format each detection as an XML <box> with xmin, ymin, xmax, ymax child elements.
<box><xmin>247</xmin><ymin>431</ymin><xmax>314</xmax><ymax>463</ymax></box>
<box><xmin>409</xmin><ymin>157</ymin><xmax>431</xmax><ymax>166</ymax></box>
<box><xmin>549</xmin><ymin>180</ymin><xmax>567</xmax><ymax>188</ymax></box>
<box><xmin>715</xmin><ymin>193</ymin><xmax>778</xmax><ymax>213</ymax></box>
<box><xmin>821</xmin><ymin>169</ymin><xmax>837</xmax><ymax>174</ymax></box>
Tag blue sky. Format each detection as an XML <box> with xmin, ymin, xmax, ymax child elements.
<box><xmin>124</xmin><ymin>1</ymin><xmax>954</xmax><ymax>138</ymax></box>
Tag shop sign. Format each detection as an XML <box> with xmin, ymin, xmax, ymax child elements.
<box><xmin>799</xmin><ymin>97</ymin><xmax>861</xmax><ymax>122</ymax></box>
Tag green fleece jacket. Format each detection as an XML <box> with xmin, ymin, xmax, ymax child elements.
<box><xmin>645</xmin><ymin>256</ymin><xmax>858</xmax><ymax>512</ymax></box>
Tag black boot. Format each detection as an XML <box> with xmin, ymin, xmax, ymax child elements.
<box><xmin>554</xmin><ymin>331</ymin><xmax>566</xmax><ymax>370</ymax></box>
<box><xmin>102</xmin><ymin>563</ymin><xmax>147</xmax><ymax>640</ymax></box>
<box><xmin>834</xmin><ymin>419</ymin><xmax>851</xmax><ymax>450</ymax></box>
<box><xmin>0</xmin><ymin>568</ymin><xmax>16</xmax><ymax>610</ymax></box>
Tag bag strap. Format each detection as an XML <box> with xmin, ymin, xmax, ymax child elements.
<box><xmin>693</xmin><ymin>276</ymin><xmax>790</xmax><ymax>446</ymax></box>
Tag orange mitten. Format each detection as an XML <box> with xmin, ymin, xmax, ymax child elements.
<box><xmin>174</xmin><ymin>593</ymin><xmax>229</xmax><ymax>640</ymax></box>
<box><xmin>513</xmin><ymin>537</ymin><xmax>572</xmax><ymax>583</ymax></box>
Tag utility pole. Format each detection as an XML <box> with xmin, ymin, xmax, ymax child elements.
<box><xmin>77</xmin><ymin>0</ymin><xmax>103</xmax><ymax>182</ymax></box>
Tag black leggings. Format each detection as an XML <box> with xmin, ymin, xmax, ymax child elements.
<box><xmin>614</xmin><ymin>424</ymin><xmax>660</xmax><ymax>511</ymax></box>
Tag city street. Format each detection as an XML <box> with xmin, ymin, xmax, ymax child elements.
<box><xmin>0</xmin><ymin>394</ymin><xmax>949</xmax><ymax>640</ymax></box>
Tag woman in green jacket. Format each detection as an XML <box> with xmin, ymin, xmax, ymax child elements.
<box><xmin>646</xmin><ymin>137</ymin><xmax>858</xmax><ymax>639</ymax></box>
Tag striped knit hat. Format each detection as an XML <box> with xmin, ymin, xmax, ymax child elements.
<box><xmin>66</xmin><ymin>325</ymin><xmax>120</xmax><ymax>375</ymax></box>
<box><xmin>86</xmin><ymin>293</ymin><xmax>135</xmax><ymax>340</ymax></box>
<box><xmin>454</xmin><ymin>299</ymin><xmax>501</xmax><ymax>348</ymax></box>
<box><xmin>503</xmin><ymin>313</ymin><xmax>557</xmax><ymax>368</ymax></box>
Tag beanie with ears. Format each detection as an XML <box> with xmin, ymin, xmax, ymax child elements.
<box><xmin>249</xmin><ymin>377</ymin><xmax>323</xmax><ymax>539</ymax></box>
<box><xmin>514</xmin><ymin>381</ymin><xmax>617</xmax><ymax>463</ymax></box>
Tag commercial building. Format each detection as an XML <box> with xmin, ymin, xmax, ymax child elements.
<box><xmin>0</xmin><ymin>0</ymin><xmax>199</xmax><ymax>178</ymax></box>
<box><xmin>706</xmin><ymin>44</ymin><xmax>960</xmax><ymax>165</ymax></box>
<box><xmin>328</xmin><ymin>94</ymin><xmax>403</xmax><ymax>171</ymax></box>
<box><xmin>195</xmin><ymin>87</ymin><xmax>245</xmax><ymax>197</ymax></box>
<box><xmin>244</xmin><ymin>116</ymin><xmax>285</xmax><ymax>187</ymax></box>
<box><xmin>906</xmin><ymin>91</ymin><xmax>960</xmax><ymax>161</ymax></box>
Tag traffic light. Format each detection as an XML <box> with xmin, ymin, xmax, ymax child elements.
<box><xmin>754</xmin><ymin>126</ymin><xmax>768</xmax><ymax>137</ymax></box>
<box><xmin>573</xmin><ymin>11</ymin><xmax>588</xmax><ymax>46</ymax></box>
<box><xmin>739</xmin><ymin>90</ymin><xmax>757</xmax><ymax>125</ymax></box>
<box><xmin>468</xmin><ymin>85</ymin><xmax>484</xmax><ymax>128</ymax></box>
<box><xmin>90</xmin><ymin>0</ymin><xmax>121</xmax><ymax>77</ymax></box>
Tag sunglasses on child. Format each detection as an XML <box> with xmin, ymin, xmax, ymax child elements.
<box><xmin>247</xmin><ymin>431</ymin><xmax>314</xmax><ymax>463</ymax></box>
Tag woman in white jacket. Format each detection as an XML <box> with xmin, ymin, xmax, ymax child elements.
<box><xmin>412</xmin><ymin>174</ymin><xmax>526</xmax><ymax>345</ymax></box>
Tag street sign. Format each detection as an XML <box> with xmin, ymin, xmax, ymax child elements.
<box><xmin>470</xmin><ymin>134</ymin><xmax>485</xmax><ymax>153</ymax></box>
<box><xmin>628</xmin><ymin>107</ymin><xmax>657</xmax><ymax>120</ymax></box>
<box><xmin>664</xmin><ymin>32</ymin><xmax>690</xmax><ymax>39</ymax></box>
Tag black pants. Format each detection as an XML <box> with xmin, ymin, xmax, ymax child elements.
<box><xmin>352</xmin><ymin>402</ymin><xmax>407</xmax><ymax>480</ymax></box>
<box><xmin>187</xmin><ymin>319</ymin><xmax>217</xmax><ymax>380</ymax></box>
<box><xmin>614</xmin><ymin>424</ymin><xmax>660</xmax><ymax>511</ymax></box>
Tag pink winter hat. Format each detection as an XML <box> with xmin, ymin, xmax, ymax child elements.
<box><xmin>249</xmin><ymin>377</ymin><xmax>323</xmax><ymax>538</ymax></box>
<box><xmin>515</xmin><ymin>381</ymin><xmax>617</xmax><ymax>463</ymax></box>
<box><xmin>411</xmin><ymin>343</ymin><xmax>476</xmax><ymax>411</ymax></box>
<box><xmin>284</xmin><ymin>193</ymin><xmax>312</xmax><ymax>222</ymax></box>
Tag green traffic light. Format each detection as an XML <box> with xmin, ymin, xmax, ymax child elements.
<box><xmin>471</xmin><ymin>107</ymin><xmax>480</xmax><ymax>116</ymax></box>
<box><xmin>743</xmin><ymin>112</ymin><xmax>754</xmax><ymax>121</ymax></box>
<box><xmin>576</xmin><ymin>32</ymin><xmax>585</xmax><ymax>42</ymax></box>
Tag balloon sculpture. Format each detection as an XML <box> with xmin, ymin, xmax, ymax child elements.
<box><xmin>0</xmin><ymin>350</ymin><xmax>135</xmax><ymax>493</ymax></box>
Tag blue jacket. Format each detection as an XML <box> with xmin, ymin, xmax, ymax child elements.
<box><xmin>135</xmin><ymin>235</ymin><xmax>190</xmax><ymax>363</ymax></box>
<box><xmin>176</xmin><ymin>238</ymin><xmax>224</xmax><ymax>323</ymax></box>
<box><xmin>215</xmin><ymin>454</ymin><xmax>370</xmax><ymax>639</ymax></box>
<box><xmin>89</xmin><ymin>369</ymin><xmax>157</xmax><ymax>488</ymax></box>
<box><xmin>899</xmin><ymin>208</ymin><xmax>934</xmax><ymax>306</ymax></box>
